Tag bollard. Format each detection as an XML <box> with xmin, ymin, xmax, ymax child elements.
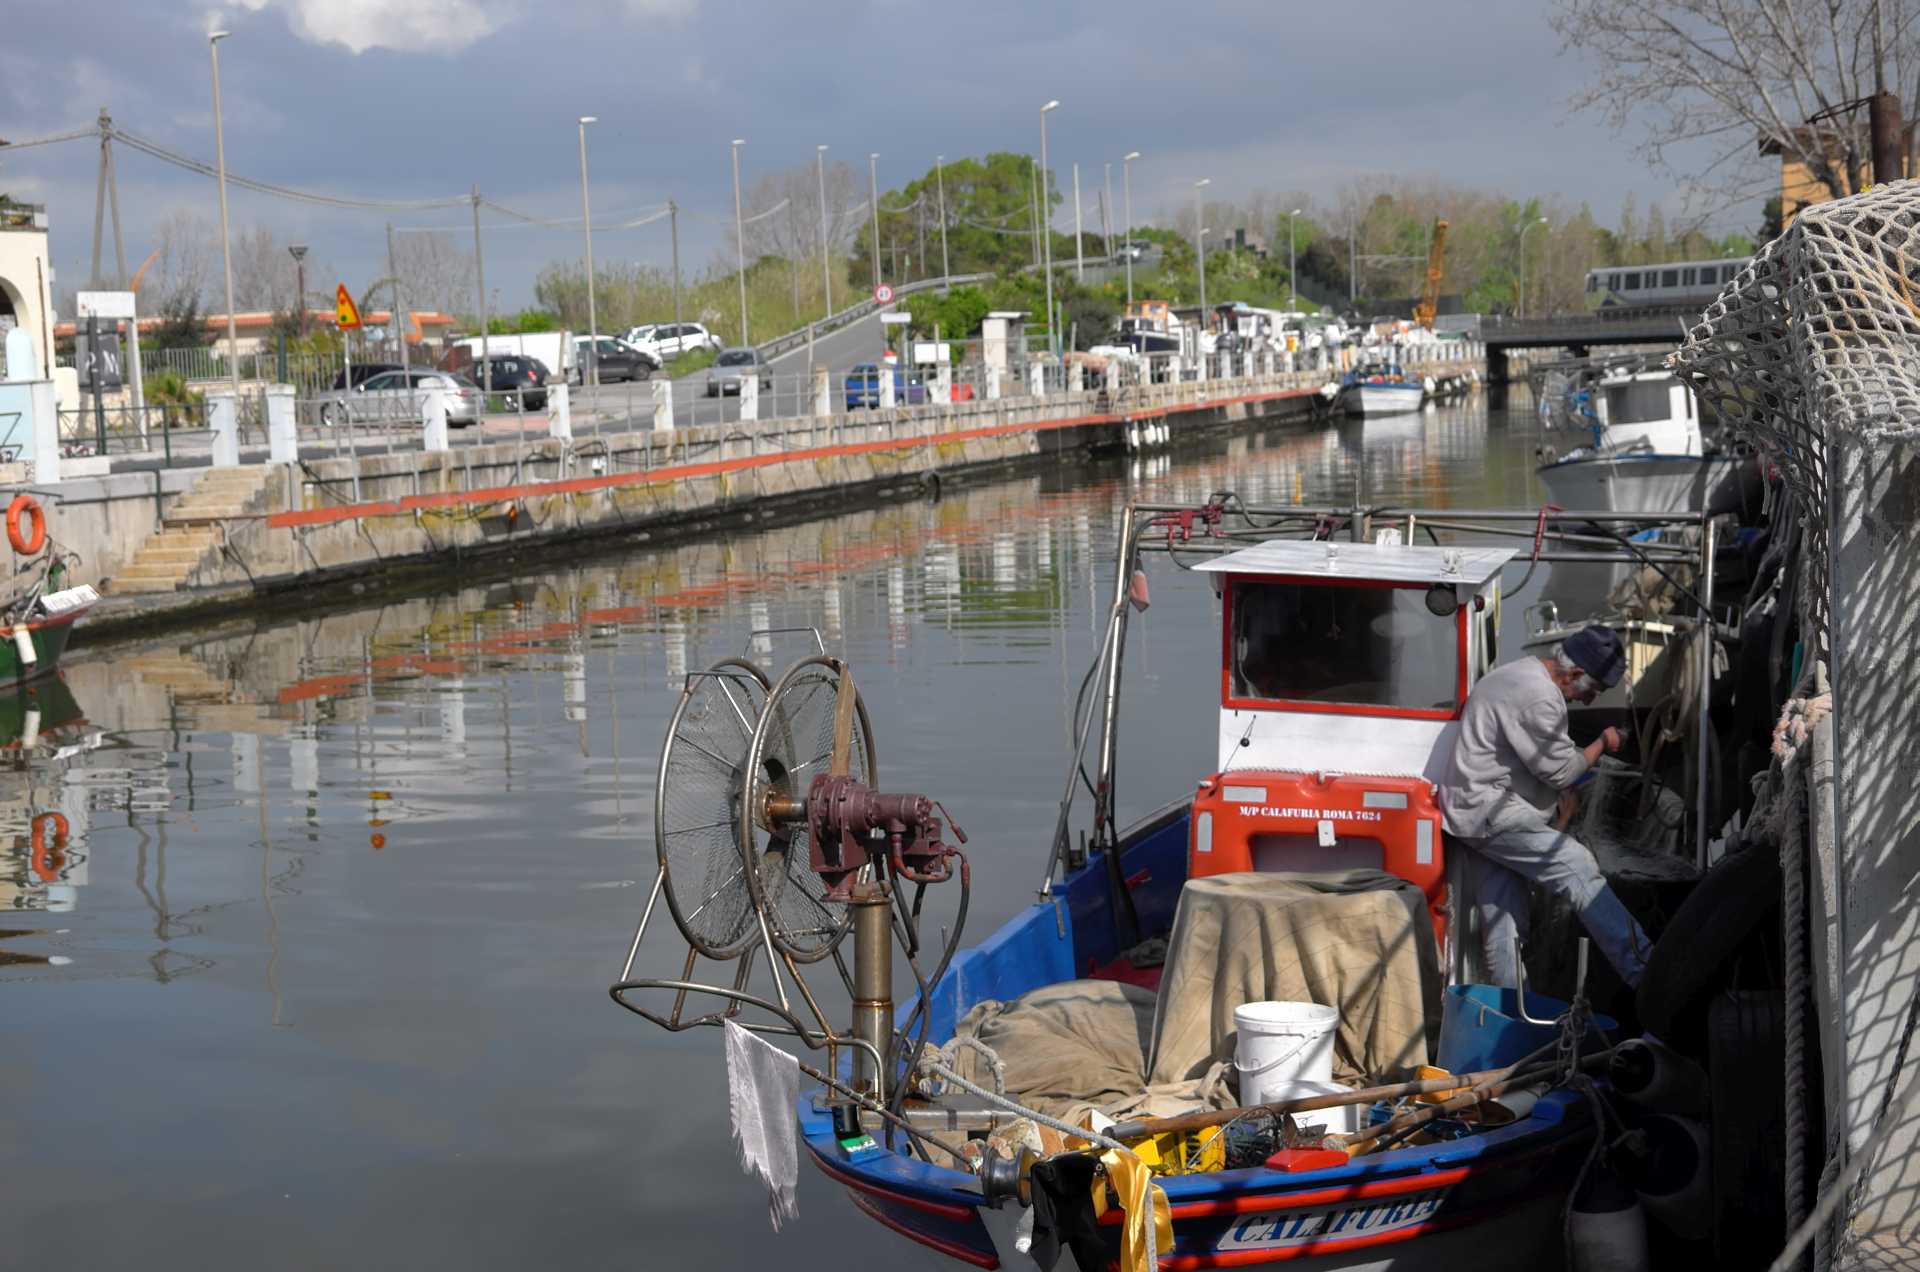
<box><xmin>986</xmin><ymin>365</ymin><xmax>1003</xmax><ymax>401</ymax></box>
<box><xmin>26</xmin><ymin>380</ymin><xmax>60</xmax><ymax>485</ymax></box>
<box><xmin>934</xmin><ymin>365</ymin><xmax>952</xmax><ymax>406</ymax></box>
<box><xmin>265</xmin><ymin>384</ymin><xmax>297</xmax><ymax>464</ymax></box>
<box><xmin>652</xmin><ymin>377</ymin><xmax>674</xmax><ymax>432</ymax></box>
<box><xmin>878</xmin><ymin>365</ymin><xmax>896</xmax><ymax>410</ymax></box>
<box><xmin>421</xmin><ymin>390</ymin><xmax>450</xmax><ymax>452</ymax></box>
<box><xmin>548</xmin><ymin>382</ymin><xmax>572</xmax><ymax>441</ymax></box>
<box><xmin>740</xmin><ymin>373</ymin><xmax>760</xmax><ymax>421</ymax></box>
<box><xmin>813</xmin><ymin>367</ymin><xmax>832</xmax><ymax>417</ymax></box>
<box><xmin>1029</xmin><ymin>357</ymin><xmax>1046</xmax><ymax>398</ymax></box>
<box><xmin>208</xmin><ymin>391</ymin><xmax>240</xmax><ymax>467</ymax></box>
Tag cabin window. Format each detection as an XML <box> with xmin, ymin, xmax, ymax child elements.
<box><xmin>1604</xmin><ymin>378</ymin><xmax>1678</xmax><ymax>424</ymax></box>
<box><xmin>1661</xmin><ymin>269</ymin><xmax>1680</xmax><ymax>287</ymax></box>
<box><xmin>1624</xmin><ymin>273</ymin><xmax>1642</xmax><ymax>290</ymax></box>
<box><xmin>1586</xmin><ymin>274</ymin><xmax>1598</xmax><ymax>293</ymax></box>
<box><xmin>1229</xmin><ymin>580</ymin><xmax>1460</xmax><ymax>712</ymax></box>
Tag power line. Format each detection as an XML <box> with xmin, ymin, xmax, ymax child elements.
<box><xmin>0</xmin><ymin>127</ymin><xmax>96</xmax><ymax>152</ymax></box>
<box><xmin>112</xmin><ymin>126</ymin><xmax>472</xmax><ymax>211</ymax></box>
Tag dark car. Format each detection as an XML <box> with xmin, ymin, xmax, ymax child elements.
<box><xmin>469</xmin><ymin>355</ymin><xmax>550</xmax><ymax>409</ymax></box>
<box><xmin>843</xmin><ymin>363</ymin><xmax>927</xmax><ymax>408</ymax></box>
<box><xmin>574</xmin><ymin>336</ymin><xmax>659</xmax><ymax>385</ymax></box>
<box><xmin>329</xmin><ymin>362</ymin><xmax>403</xmax><ymax>391</ymax></box>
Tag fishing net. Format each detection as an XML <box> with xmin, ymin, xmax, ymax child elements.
<box><xmin>1671</xmin><ymin>178</ymin><xmax>1920</xmax><ymax>655</ymax></box>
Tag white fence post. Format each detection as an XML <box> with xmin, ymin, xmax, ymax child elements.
<box><xmin>878</xmin><ymin>366</ymin><xmax>896</xmax><ymax>410</ymax></box>
<box><xmin>652</xmin><ymin>378</ymin><xmax>674</xmax><ymax>432</ymax></box>
<box><xmin>740</xmin><ymin>373</ymin><xmax>760</xmax><ymax>421</ymax></box>
<box><xmin>208</xmin><ymin>391</ymin><xmax>240</xmax><ymax>467</ymax></box>
<box><xmin>548</xmin><ymin>382</ymin><xmax>572</xmax><ymax>441</ymax></box>
<box><xmin>1029</xmin><ymin>357</ymin><xmax>1045</xmax><ymax>398</ymax></box>
<box><xmin>986</xmin><ymin>365</ymin><xmax>1003</xmax><ymax>401</ymax></box>
<box><xmin>26</xmin><ymin>380</ymin><xmax>59</xmax><ymax>485</ymax></box>
<box><xmin>813</xmin><ymin>368</ymin><xmax>832</xmax><ymax>417</ymax></box>
<box><xmin>265</xmin><ymin>384</ymin><xmax>296</xmax><ymax>463</ymax></box>
<box><xmin>934</xmin><ymin>365</ymin><xmax>952</xmax><ymax>405</ymax></box>
<box><xmin>421</xmin><ymin>390</ymin><xmax>449</xmax><ymax>452</ymax></box>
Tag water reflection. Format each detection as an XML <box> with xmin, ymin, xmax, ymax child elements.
<box><xmin>5</xmin><ymin>394</ymin><xmax>1571</xmax><ymax>1269</ymax></box>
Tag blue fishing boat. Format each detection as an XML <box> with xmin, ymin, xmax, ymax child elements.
<box><xmin>613</xmin><ymin>502</ymin><xmax>1680</xmax><ymax>1271</ymax></box>
<box><xmin>1335</xmin><ymin>362</ymin><xmax>1426</xmax><ymax>417</ymax></box>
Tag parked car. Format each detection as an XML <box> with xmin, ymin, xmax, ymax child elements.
<box><xmin>329</xmin><ymin>362</ymin><xmax>402</xmax><ymax>391</ymax></box>
<box><xmin>705</xmin><ymin>347</ymin><xmax>772</xmax><ymax>397</ymax></box>
<box><xmin>843</xmin><ymin>363</ymin><xmax>927</xmax><ymax>408</ymax></box>
<box><xmin>317</xmin><ymin>369</ymin><xmax>483</xmax><ymax>428</ymax></box>
<box><xmin>466</xmin><ymin>355</ymin><xmax>550</xmax><ymax>409</ymax></box>
<box><xmin>629</xmin><ymin>322</ymin><xmax>723</xmax><ymax>362</ymax></box>
<box><xmin>445</xmin><ymin>332</ymin><xmax>575</xmax><ymax>385</ymax></box>
<box><xmin>573</xmin><ymin>336</ymin><xmax>659</xmax><ymax>385</ymax></box>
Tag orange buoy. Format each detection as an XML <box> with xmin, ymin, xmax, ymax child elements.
<box><xmin>7</xmin><ymin>494</ymin><xmax>46</xmax><ymax>556</ymax></box>
<box><xmin>30</xmin><ymin>811</ymin><xmax>69</xmax><ymax>882</ymax></box>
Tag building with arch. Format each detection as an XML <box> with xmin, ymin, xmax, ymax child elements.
<box><xmin>0</xmin><ymin>201</ymin><xmax>53</xmax><ymax>382</ymax></box>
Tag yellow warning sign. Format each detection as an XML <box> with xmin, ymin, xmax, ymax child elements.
<box><xmin>335</xmin><ymin>283</ymin><xmax>362</xmax><ymax>330</ymax></box>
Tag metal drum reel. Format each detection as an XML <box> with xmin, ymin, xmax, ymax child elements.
<box><xmin>613</xmin><ymin>634</ymin><xmax>968</xmax><ymax>1133</ymax></box>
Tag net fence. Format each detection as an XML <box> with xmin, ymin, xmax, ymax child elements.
<box><xmin>1671</xmin><ymin>178</ymin><xmax>1920</xmax><ymax>656</ymax></box>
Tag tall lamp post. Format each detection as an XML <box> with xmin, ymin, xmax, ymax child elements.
<box><xmin>731</xmin><ymin>138</ymin><xmax>748</xmax><ymax>346</ymax></box>
<box><xmin>578</xmin><ymin>115</ymin><xmax>598</xmax><ymax>386</ymax></box>
<box><xmin>208</xmin><ymin>29</ymin><xmax>240</xmax><ymax>402</ymax></box>
<box><xmin>867</xmin><ymin>153</ymin><xmax>882</xmax><ymax>291</ymax></box>
<box><xmin>816</xmin><ymin>144</ymin><xmax>833</xmax><ymax>318</ymax></box>
<box><xmin>1039</xmin><ymin>100</ymin><xmax>1060</xmax><ymax>353</ymax></box>
<box><xmin>934</xmin><ymin>154</ymin><xmax>950</xmax><ymax>284</ymax></box>
<box><xmin>1194</xmin><ymin>177</ymin><xmax>1211</xmax><ymax>318</ymax></box>
<box><xmin>1287</xmin><ymin>207</ymin><xmax>1302</xmax><ymax>314</ymax></box>
<box><xmin>1518</xmin><ymin>216</ymin><xmax>1548</xmax><ymax>318</ymax></box>
<box><xmin>288</xmin><ymin>243</ymin><xmax>308</xmax><ymax>339</ymax></box>
<box><xmin>1122</xmin><ymin>151</ymin><xmax>1140</xmax><ymax>307</ymax></box>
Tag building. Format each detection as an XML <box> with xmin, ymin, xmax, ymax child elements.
<box><xmin>1764</xmin><ymin>122</ymin><xmax>1915</xmax><ymax>223</ymax></box>
<box><xmin>0</xmin><ymin>201</ymin><xmax>54</xmax><ymax>381</ymax></box>
<box><xmin>50</xmin><ymin>307</ymin><xmax>459</xmax><ymax>357</ymax></box>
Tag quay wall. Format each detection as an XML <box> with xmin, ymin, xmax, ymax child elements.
<box><xmin>28</xmin><ymin>366</ymin><xmax>1434</xmax><ymax>642</ymax></box>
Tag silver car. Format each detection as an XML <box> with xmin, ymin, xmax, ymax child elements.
<box><xmin>705</xmin><ymin>347</ymin><xmax>772</xmax><ymax>397</ymax></box>
<box><xmin>319</xmin><ymin>369</ymin><xmax>483</xmax><ymax>428</ymax></box>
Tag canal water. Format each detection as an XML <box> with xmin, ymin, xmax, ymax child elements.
<box><xmin>4</xmin><ymin>395</ymin><xmax>1556</xmax><ymax>1267</ymax></box>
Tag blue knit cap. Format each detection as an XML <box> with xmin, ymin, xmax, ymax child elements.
<box><xmin>1564</xmin><ymin>625</ymin><xmax>1626</xmax><ymax>688</ymax></box>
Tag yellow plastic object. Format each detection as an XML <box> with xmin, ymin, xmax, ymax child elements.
<box><xmin>1121</xmin><ymin>1124</ymin><xmax>1226</xmax><ymax>1175</ymax></box>
<box><xmin>1412</xmin><ymin>1065</ymin><xmax>1468</xmax><ymax>1105</ymax></box>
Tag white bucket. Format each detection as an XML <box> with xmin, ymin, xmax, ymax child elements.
<box><xmin>1233</xmin><ymin>1000</ymin><xmax>1339</xmax><ymax>1108</ymax></box>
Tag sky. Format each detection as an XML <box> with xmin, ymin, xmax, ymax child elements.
<box><xmin>0</xmin><ymin>0</ymin><xmax>1763</xmax><ymax>318</ymax></box>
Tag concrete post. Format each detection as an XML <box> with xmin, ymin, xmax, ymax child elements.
<box><xmin>986</xmin><ymin>365</ymin><xmax>1003</xmax><ymax>401</ymax></box>
<box><xmin>739</xmin><ymin>373</ymin><xmax>760</xmax><ymax>421</ymax></box>
<box><xmin>1029</xmin><ymin>357</ymin><xmax>1046</xmax><ymax>398</ymax></box>
<box><xmin>878</xmin><ymin>366</ymin><xmax>896</xmax><ymax>410</ymax></box>
<box><xmin>208</xmin><ymin>391</ymin><xmax>240</xmax><ymax>467</ymax></box>
<box><xmin>421</xmin><ymin>390</ymin><xmax>449</xmax><ymax>452</ymax></box>
<box><xmin>813</xmin><ymin>368</ymin><xmax>832</xmax><ymax>417</ymax></box>
<box><xmin>934</xmin><ymin>365</ymin><xmax>952</xmax><ymax>405</ymax></box>
<box><xmin>265</xmin><ymin>384</ymin><xmax>296</xmax><ymax>464</ymax></box>
<box><xmin>27</xmin><ymin>380</ymin><xmax>59</xmax><ymax>485</ymax></box>
<box><xmin>548</xmin><ymin>382</ymin><xmax>572</xmax><ymax>441</ymax></box>
<box><xmin>652</xmin><ymin>377</ymin><xmax>674</xmax><ymax>432</ymax></box>
<box><xmin>1170</xmin><ymin>354</ymin><xmax>1184</xmax><ymax>385</ymax></box>
<box><xmin>1105</xmin><ymin>361</ymin><xmax>1120</xmax><ymax>396</ymax></box>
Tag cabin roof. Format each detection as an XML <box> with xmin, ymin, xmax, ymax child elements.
<box><xmin>1195</xmin><ymin>540</ymin><xmax>1516</xmax><ymax>586</ymax></box>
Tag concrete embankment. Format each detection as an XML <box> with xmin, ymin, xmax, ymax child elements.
<box><xmin>30</xmin><ymin>366</ymin><xmax>1463</xmax><ymax>644</ymax></box>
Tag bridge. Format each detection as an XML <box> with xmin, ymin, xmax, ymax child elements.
<box><xmin>1479</xmin><ymin>308</ymin><xmax>1696</xmax><ymax>382</ymax></box>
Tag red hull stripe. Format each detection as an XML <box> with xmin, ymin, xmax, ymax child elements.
<box><xmin>843</xmin><ymin>1189</ymin><xmax>1001</xmax><ymax>1269</ymax></box>
<box><xmin>265</xmin><ymin>388</ymin><xmax>1316</xmax><ymax>530</ymax></box>
<box><xmin>1100</xmin><ymin>1166</ymin><xmax>1473</xmax><ymax>1225</ymax></box>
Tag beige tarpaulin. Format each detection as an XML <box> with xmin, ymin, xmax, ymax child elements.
<box><xmin>948</xmin><ymin>870</ymin><xmax>1439</xmax><ymax>1118</ymax></box>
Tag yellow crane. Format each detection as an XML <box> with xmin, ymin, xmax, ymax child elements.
<box><xmin>1413</xmin><ymin>218</ymin><xmax>1448</xmax><ymax>329</ymax></box>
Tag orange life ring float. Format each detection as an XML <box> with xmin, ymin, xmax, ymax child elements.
<box><xmin>7</xmin><ymin>494</ymin><xmax>46</xmax><ymax>556</ymax></box>
<box><xmin>30</xmin><ymin>811</ymin><xmax>69</xmax><ymax>882</ymax></box>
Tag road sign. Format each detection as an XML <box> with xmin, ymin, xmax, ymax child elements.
<box><xmin>335</xmin><ymin>284</ymin><xmax>362</xmax><ymax>330</ymax></box>
<box><xmin>873</xmin><ymin>283</ymin><xmax>894</xmax><ymax>304</ymax></box>
<box><xmin>76</xmin><ymin>290</ymin><xmax>136</xmax><ymax>320</ymax></box>
<box><xmin>878</xmin><ymin>312</ymin><xmax>911</xmax><ymax>326</ymax></box>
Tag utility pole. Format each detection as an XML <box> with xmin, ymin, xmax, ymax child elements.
<box><xmin>1039</xmin><ymin>99</ymin><xmax>1059</xmax><ymax>354</ymax></box>
<box><xmin>208</xmin><ymin>31</ymin><xmax>241</xmax><ymax>403</ymax></box>
<box><xmin>935</xmin><ymin>154</ymin><xmax>950</xmax><ymax>284</ymax></box>
<box><xmin>1348</xmin><ymin>211</ymin><xmax>1357</xmax><ymax>309</ymax></box>
<box><xmin>1073</xmin><ymin>162</ymin><xmax>1084</xmax><ymax>280</ymax></box>
<box><xmin>579</xmin><ymin>115</ymin><xmax>599</xmax><ymax>386</ymax></box>
<box><xmin>1122</xmin><ymin>151</ymin><xmax>1139</xmax><ymax>308</ymax></box>
<box><xmin>731</xmin><ymin>138</ymin><xmax>747</xmax><ymax>346</ymax></box>
<box><xmin>1029</xmin><ymin>159</ymin><xmax>1042</xmax><ymax>269</ymax></box>
<box><xmin>669</xmin><ymin>199</ymin><xmax>682</xmax><ymax>328</ymax></box>
<box><xmin>289</xmin><ymin>244</ymin><xmax>308</xmax><ymax>338</ymax></box>
<box><xmin>472</xmin><ymin>187</ymin><xmax>491</xmax><ymax>393</ymax></box>
<box><xmin>868</xmin><ymin>153</ymin><xmax>883</xmax><ymax>289</ymax></box>
<box><xmin>817</xmin><ymin>145</ymin><xmax>833</xmax><ymax>317</ymax></box>
<box><xmin>1194</xmin><ymin>178</ymin><xmax>1211</xmax><ymax>316</ymax></box>
<box><xmin>1872</xmin><ymin>4</ymin><xmax>1905</xmax><ymax>186</ymax></box>
<box><xmin>1102</xmin><ymin>161</ymin><xmax>1114</xmax><ymax>257</ymax></box>
<box><xmin>386</xmin><ymin>224</ymin><xmax>407</xmax><ymax>379</ymax></box>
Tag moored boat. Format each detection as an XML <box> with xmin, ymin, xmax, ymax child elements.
<box><xmin>1336</xmin><ymin>363</ymin><xmax>1425</xmax><ymax>417</ymax></box>
<box><xmin>0</xmin><ymin>495</ymin><xmax>96</xmax><ymax>685</ymax></box>
<box><xmin>1535</xmin><ymin>367</ymin><xmax>1737</xmax><ymax>516</ymax></box>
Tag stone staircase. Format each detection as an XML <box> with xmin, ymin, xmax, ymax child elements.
<box><xmin>113</xmin><ymin>467</ymin><xmax>276</xmax><ymax>594</ymax></box>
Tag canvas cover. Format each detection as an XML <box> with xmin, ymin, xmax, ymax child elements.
<box><xmin>949</xmin><ymin>870</ymin><xmax>1439</xmax><ymax>1118</ymax></box>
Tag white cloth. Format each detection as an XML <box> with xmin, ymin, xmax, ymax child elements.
<box><xmin>724</xmin><ymin>1019</ymin><xmax>800</xmax><ymax>1229</ymax></box>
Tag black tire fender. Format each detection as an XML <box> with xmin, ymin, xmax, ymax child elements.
<box><xmin>1636</xmin><ymin>843</ymin><xmax>1780</xmax><ymax>1047</ymax></box>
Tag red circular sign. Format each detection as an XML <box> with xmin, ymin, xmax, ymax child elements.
<box><xmin>874</xmin><ymin>283</ymin><xmax>894</xmax><ymax>304</ymax></box>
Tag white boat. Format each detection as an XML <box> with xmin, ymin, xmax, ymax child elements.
<box><xmin>1536</xmin><ymin>369</ymin><xmax>1736</xmax><ymax>515</ymax></box>
<box><xmin>1337</xmin><ymin>362</ymin><xmax>1426</xmax><ymax>417</ymax></box>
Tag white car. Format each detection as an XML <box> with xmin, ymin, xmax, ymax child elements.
<box><xmin>626</xmin><ymin>322</ymin><xmax>723</xmax><ymax>363</ymax></box>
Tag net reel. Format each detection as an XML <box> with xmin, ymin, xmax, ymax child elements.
<box><xmin>613</xmin><ymin>631</ymin><xmax>969</xmax><ymax>1130</ymax></box>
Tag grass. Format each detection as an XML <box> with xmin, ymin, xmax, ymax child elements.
<box><xmin>664</xmin><ymin>348</ymin><xmax>718</xmax><ymax>377</ymax></box>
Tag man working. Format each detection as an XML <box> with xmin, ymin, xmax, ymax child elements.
<box><xmin>1440</xmin><ymin>625</ymin><xmax>1652</xmax><ymax>988</ymax></box>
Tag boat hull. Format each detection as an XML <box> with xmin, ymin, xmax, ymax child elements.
<box><xmin>1337</xmin><ymin>384</ymin><xmax>1425</xmax><ymax>417</ymax></box>
<box><xmin>0</xmin><ymin>608</ymin><xmax>86</xmax><ymax>686</ymax></box>
<box><xmin>1536</xmin><ymin>452</ymin><xmax>1738</xmax><ymax>516</ymax></box>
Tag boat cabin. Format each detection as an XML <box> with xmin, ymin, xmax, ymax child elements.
<box><xmin>1592</xmin><ymin>369</ymin><xmax>1701</xmax><ymax>456</ymax></box>
<box><xmin>1189</xmin><ymin>540</ymin><xmax>1514</xmax><ymax>938</ymax></box>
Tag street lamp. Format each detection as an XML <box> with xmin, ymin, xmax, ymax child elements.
<box><xmin>288</xmin><ymin>243</ymin><xmax>308</xmax><ymax>339</ymax></box>
<box><xmin>935</xmin><ymin>154</ymin><xmax>950</xmax><ymax>284</ymax></box>
<box><xmin>817</xmin><ymin>144</ymin><xmax>833</xmax><ymax>318</ymax></box>
<box><xmin>1518</xmin><ymin>216</ymin><xmax>1548</xmax><ymax>318</ymax></box>
<box><xmin>868</xmin><ymin>152</ymin><xmax>882</xmax><ymax>291</ymax></box>
<box><xmin>731</xmin><ymin>138</ymin><xmax>748</xmax><ymax>346</ymax></box>
<box><xmin>1287</xmin><ymin>208</ymin><xmax>1302</xmax><ymax>314</ymax></box>
<box><xmin>1122</xmin><ymin>151</ymin><xmax>1140</xmax><ymax>307</ymax></box>
<box><xmin>578</xmin><ymin>115</ymin><xmax>598</xmax><ymax>386</ymax></box>
<box><xmin>1194</xmin><ymin>177</ymin><xmax>1211</xmax><ymax>317</ymax></box>
<box><xmin>1039</xmin><ymin>100</ymin><xmax>1060</xmax><ymax>353</ymax></box>
<box><xmin>208</xmin><ymin>29</ymin><xmax>239</xmax><ymax>401</ymax></box>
